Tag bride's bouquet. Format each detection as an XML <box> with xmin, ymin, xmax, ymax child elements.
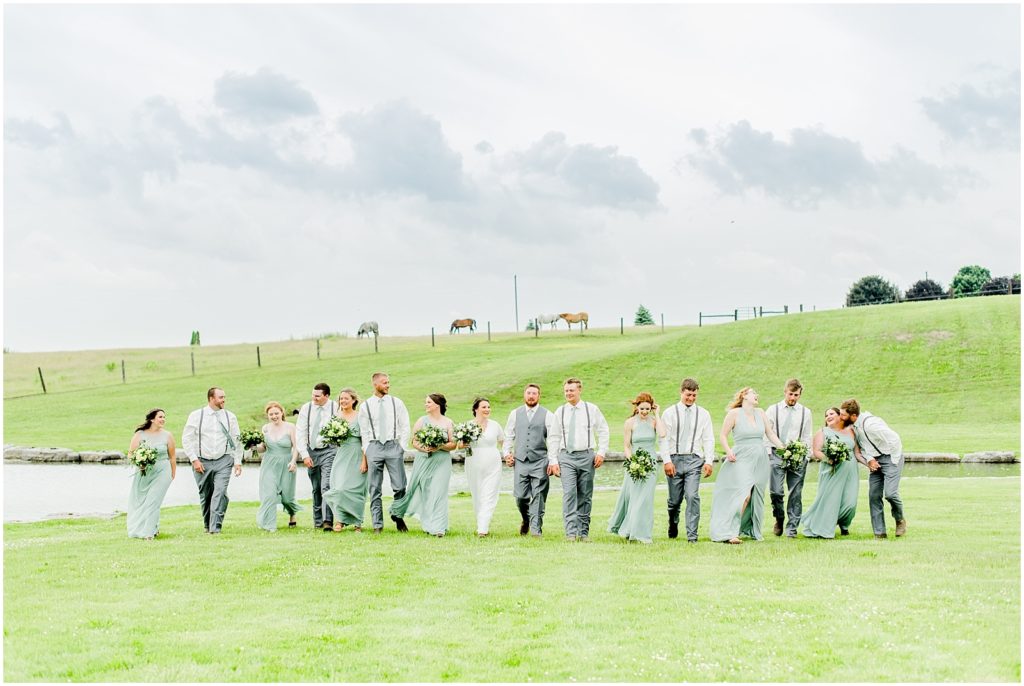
<box><xmin>624</xmin><ymin>447</ymin><xmax>656</xmax><ymax>482</ymax></box>
<box><xmin>239</xmin><ymin>427</ymin><xmax>266</xmax><ymax>459</ymax></box>
<box><xmin>319</xmin><ymin>417</ymin><xmax>352</xmax><ymax>447</ymax></box>
<box><xmin>128</xmin><ymin>442</ymin><xmax>159</xmax><ymax>476</ymax></box>
<box><xmin>452</xmin><ymin>421</ymin><xmax>483</xmax><ymax>456</ymax></box>
<box><xmin>822</xmin><ymin>436</ymin><xmax>850</xmax><ymax>473</ymax></box>
<box><xmin>779</xmin><ymin>440</ymin><xmax>808</xmax><ymax>470</ymax></box>
<box><xmin>415</xmin><ymin>424</ymin><xmax>449</xmax><ymax>454</ymax></box>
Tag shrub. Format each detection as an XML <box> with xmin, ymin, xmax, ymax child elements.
<box><xmin>951</xmin><ymin>265</ymin><xmax>991</xmax><ymax>298</ymax></box>
<box><xmin>846</xmin><ymin>275</ymin><xmax>901</xmax><ymax>307</ymax></box>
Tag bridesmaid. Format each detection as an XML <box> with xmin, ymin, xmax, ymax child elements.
<box><xmin>801</xmin><ymin>407</ymin><xmax>867</xmax><ymax>538</ymax></box>
<box><xmin>256</xmin><ymin>401</ymin><xmax>303</xmax><ymax>532</ymax></box>
<box><xmin>127</xmin><ymin>409</ymin><xmax>176</xmax><ymax>539</ymax></box>
<box><xmin>462</xmin><ymin>397</ymin><xmax>505</xmax><ymax>537</ymax></box>
<box><xmin>709</xmin><ymin>388</ymin><xmax>786</xmax><ymax>544</ymax></box>
<box><xmin>324</xmin><ymin>388</ymin><xmax>367</xmax><ymax>531</ymax></box>
<box><xmin>608</xmin><ymin>392</ymin><xmax>666</xmax><ymax>544</ymax></box>
<box><xmin>389</xmin><ymin>393</ymin><xmax>456</xmax><ymax>537</ymax></box>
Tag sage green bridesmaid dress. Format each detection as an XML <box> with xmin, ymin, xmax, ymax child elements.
<box><xmin>801</xmin><ymin>428</ymin><xmax>859</xmax><ymax>538</ymax></box>
<box><xmin>389</xmin><ymin>417</ymin><xmax>452</xmax><ymax>536</ymax></box>
<box><xmin>709</xmin><ymin>410</ymin><xmax>771</xmax><ymax>541</ymax></box>
<box><xmin>127</xmin><ymin>431</ymin><xmax>174</xmax><ymax>539</ymax></box>
<box><xmin>257</xmin><ymin>431</ymin><xmax>303</xmax><ymax>531</ymax></box>
<box><xmin>607</xmin><ymin>418</ymin><xmax>659</xmax><ymax>543</ymax></box>
<box><xmin>324</xmin><ymin>418</ymin><xmax>367</xmax><ymax>527</ymax></box>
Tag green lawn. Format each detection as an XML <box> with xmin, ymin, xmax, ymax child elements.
<box><xmin>3</xmin><ymin>295</ymin><xmax>1020</xmax><ymax>453</ymax></box>
<box><xmin>3</xmin><ymin>477</ymin><xmax>1019</xmax><ymax>681</ymax></box>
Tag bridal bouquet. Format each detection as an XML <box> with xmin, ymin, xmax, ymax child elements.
<box><xmin>779</xmin><ymin>440</ymin><xmax>808</xmax><ymax>470</ymax></box>
<box><xmin>415</xmin><ymin>424</ymin><xmax>449</xmax><ymax>453</ymax></box>
<box><xmin>319</xmin><ymin>417</ymin><xmax>352</xmax><ymax>446</ymax></box>
<box><xmin>452</xmin><ymin>421</ymin><xmax>483</xmax><ymax>456</ymax></box>
<box><xmin>128</xmin><ymin>442</ymin><xmax>159</xmax><ymax>476</ymax></box>
<box><xmin>624</xmin><ymin>447</ymin><xmax>656</xmax><ymax>482</ymax></box>
<box><xmin>822</xmin><ymin>436</ymin><xmax>850</xmax><ymax>473</ymax></box>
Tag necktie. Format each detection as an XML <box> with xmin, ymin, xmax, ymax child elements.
<box><xmin>780</xmin><ymin>407</ymin><xmax>793</xmax><ymax>443</ymax></box>
<box><xmin>379</xmin><ymin>398</ymin><xmax>389</xmax><ymax>439</ymax></box>
<box><xmin>567</xmin><ymin>406</ymin><xmax>577</xmax><ymax>451</ymax></box>
<box><xmin>527</xmin><ymin>408</ymin><xmax>535</xmax><ymax>422</ymax></box>
<box><xmin>681</xmin><ymin>406</ymin><xmax>693</xmax><ymax>453</ymax></box>
<box><xmin>311</xmin><ymin>405</ymin><xmax>324</xmax><ymax>445</ymax></box>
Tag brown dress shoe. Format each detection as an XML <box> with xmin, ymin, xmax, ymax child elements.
<box><xmin>773</xmin><ymin>519</ymin><xmax>784</xmax><ymax>537</ymax></box>
<box><xmin>894</xmin><ymin>520</ymin><xmax>907</xmax><ymax>537</ymax></box>
<box><xmin>520</xmin><ymin>521</ymin><xmax>529</xmax><ymax>535</ymax></box>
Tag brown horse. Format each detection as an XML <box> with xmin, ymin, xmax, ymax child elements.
<box><xmin>450</xmin><ymin>318</ymin><xmax>477</xmax><ymax>334</ymax></box>
<box><xmin>559</xmin><ymin>312</ymin><xmax>589</xmax><ymax>330</ymax></box>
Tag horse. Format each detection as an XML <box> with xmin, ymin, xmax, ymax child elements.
<box><xmin>450</xmin><ymin>318</ymin><xmax>476</xmax><ymax>334</ymax></box>
<box><xmin>356</xmin><ymin>321</ymin><xmax>379</xmax><ymax>338</ymax></box>
<box><xmin>559</xmin><ymin>312</ymin><xmax>589</xmax><ymax>330</ymax></box>
<box><xmin>536</xmin><ymin>313</ymin><xmax>560</xmax><ymax>330</ymax></box>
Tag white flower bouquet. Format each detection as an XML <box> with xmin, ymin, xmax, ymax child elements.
<box><xmin>822</xmin><ymin>436</ymin><xmax>850</xmax><ymax>473</ymax></box>
<box><xmin>779</xmin><ymin>440</ymin><xmax>808</xmax><ymax>470</ymax></box>
<box><xmin>128</xmin><ymin>442</ymin><xmax>159</xmax><ymax>476</ymax></box>
<box><xmin>319</xmin><ymin>417</ymin><xmax>352</xmax><ymax>446</ymax></box>
<box><xmin>624</xmin><ymin>447</ymin><xmax>656</xmax><ymax>482</ymax></box>
<box><xmin>415</xmin><ymin>424</ymin><xmax>448</xmax><ymax>454</ymax></box>
<box><xmin>452</xmin><ymin>421</ymin><xmax>483</xmax><ymax>456</ymax></box>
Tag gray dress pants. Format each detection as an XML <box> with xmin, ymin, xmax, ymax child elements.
<box><xmin>769</xmin><ymin>452</ymin><xmax>808</xmax><ymax>535</ymax></box>
<box><xmin>665</xmin><ymin>454</ymin><xmax>703</xmax><ymax>541</ymax></box>
<box><xmin>194</xmin><ymin>453</ymin><xmax>233</xmax><ymax>533</ymax></box>
<box><xmin>307</xmin><ymin>445</ymin><xmax>337</xmax><ymax>528</ymax></box>
<box><xmin>558</xmin><ymin>449</ymin><xmax>595</xmax><ymax>538</ymax></box>
<box><xmin>514</xmin><ymin>458</ymin><xmax>550</xmax><ymax>535</ymax></box>
<box><xmin>868</xmin><ymin>456</ymin><xmax>904</xmax><ymax>534</ymax></box>
<box><xmin>366</xmin><ymin>440</ymin><xmax>407</xmax><ymax>530</ymax></box>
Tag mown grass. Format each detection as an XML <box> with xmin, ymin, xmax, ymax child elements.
<box><xmin>3</xmin><ymin>477</ymin><xmax>1019</xmax><ymax>681</ymax></box>
<box><xmin>3</xmin><ymin>295</ymin><xmax>1020</xmax><ymax>453</ymax></box>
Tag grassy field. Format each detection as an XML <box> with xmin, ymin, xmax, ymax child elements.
<box><xmin>2</xmin><ymin>295</ymin><xmax>1020</xmax><ymax>453</ymax></box>
<box><xmin>3</xmin><ymin>477</ymin><xmax>1019</xmax><ymax>681</ymax></box>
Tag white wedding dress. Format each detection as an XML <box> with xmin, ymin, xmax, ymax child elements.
<box><xmin>465</xmin><ymin>420</ymin><xmax>505</xmax><ymax>534</ymax></box>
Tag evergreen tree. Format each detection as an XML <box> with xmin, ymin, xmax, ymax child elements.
<box><xmin>634</xmin><ymin>304</ymin><xmax>655</xmax><ymax>326</ymax></box>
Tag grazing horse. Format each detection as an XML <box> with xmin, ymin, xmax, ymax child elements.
<box><xmin>357</xmin><ymin>321</ymin><xmax>379</xmax><ymax>338</ymax></box>
<box><xmin>536</xmin><ymin>313</ymin><xmax>560</xmax><ymax>330</ymax></box>
<box><xmin>559</xmin><ymin>312</ymin><xmax>589</xmax><ymax>330</ymax></box>
<box><xmin>450</xmin><ymin>318</ymin><xmax>476</xmax><ymax>334</ymax></box>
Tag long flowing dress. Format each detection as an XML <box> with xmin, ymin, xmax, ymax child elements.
<box><xmin>801</xmin><ymin>428</ymin><xmax>859</xmax><ymax>538</ymax></box>
<box><xmin>257</xmin><ymin>430</ymin><xmax>303</xmax><ymax>531</ymax></box>
<box><xmin>324</xmin><ymin>418</ymin><xmax>367</xmax><ymax>526</ymax></box>
<box><xmin>465</xmin><ymin>420</ymin><xmax>505</xmax><ymax>534</ymax></box>
<box><xmin>389</xmin><ymin>417</ymin><xmax>452</xmax><ymax>535</ymax></box>
<box><xmin>709</xmin><ymin>410</ymin><xmax>771</xmax><ymax>541</ymax></box>
<box><xmin>127</xmin><ymin>430</ymin><xmax>174</xmax><ymax>538</ymax></box>
<box><xmin>607</xmin><ymin>418</ymin><xmax>659</xmax><ymax>543</ymax></box>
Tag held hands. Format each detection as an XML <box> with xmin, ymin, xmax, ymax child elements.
<box><xmin>594</xmin><ymin>454</ymin><xmax>604</xmax><ymax>468</ymax></box>
<box><xmin>867</xmin><ymin>458</ymin><xmax>880</xmax><ymax>472</ymax></box>
<box><xmin>664</xmin><ymin>462</ymin><xmax>676</xmax><ymax>477</ymax></box>
<box><xmin>359</xmin><ymin>457</ymin><xmax>368</xmax><ymax>474</ymax></box>
<box><xmin>192</xmin><ymin>459</ymin><xmax>204</xmax><ymax>474</ymax></box>
<box><xmin>288</xmin><ymin>462</ymin><xmax>297</xmax><ymax>473</ymax></box>
<box><xmin>701</xmin><ymin>463</ymin><xmax>714</xmax><ymax>478</ymax></box>
<box><xmin>504</xmin><ymin>453</ymin><xmax>514</xmax><ymax>467</ymax></box>
<box><xmin>303</xmin><ymin>456</ymin><xmax>314</xmax><ymax>468</ymax></box>
<box><xmin>547</xmin><ymin>463</ymin><xmax>561</xmax><ymax>478</ymax></box>
<box><xmin>725</xmin><ymin>451</ymin><xmax>737</xmax><ymax>463</ymax></box>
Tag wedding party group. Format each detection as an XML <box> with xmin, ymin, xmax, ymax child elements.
<box><xmin>125</xmin><ymin>373</ymin><xmax>907</xmax><ymax>545</ymax></box>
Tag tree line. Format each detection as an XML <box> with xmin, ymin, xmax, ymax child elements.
<box><xmin>846</xmin><ymin>265</ymin><xmax>1021</xmax><ymax>307</ymax></box>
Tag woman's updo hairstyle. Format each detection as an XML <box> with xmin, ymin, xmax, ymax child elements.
<box><xmin>428</xmin><ymin>393</ymin><xmax>447</xmax><ymax>416</ymax></box>
<box><xmin>471</xmin><ymin>397</ymin><xmax>489</xmax><ymax>416</ymax></box>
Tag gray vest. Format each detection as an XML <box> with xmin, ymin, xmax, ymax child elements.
<box><xmin>514</xmin><ymin>405</ymin><xmax>549</xmax><ymax>463</ymax></box>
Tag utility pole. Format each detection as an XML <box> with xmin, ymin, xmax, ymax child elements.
<box><xmin>514</xmin><ymin>274</ymin><xmax>519</xmax><ymax>333</ymax></box>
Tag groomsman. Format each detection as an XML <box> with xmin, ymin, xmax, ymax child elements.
<box><xmin>659</xmin><ymin>378</ymin><xmax>715</xmax><ymax>542</ymax></box>
<box><xmin>503</xmin><ymin>383</ymin><xmax>557</xmax><ymax>537</ymax></box>
<box><xmin>765</xmin><ymin>379</ymin><xmax>814</xmax><ymax>538</ymax></box>
<box><xmin>296</xmin><ymin>383</ymin><xmax>338</xmax><ymax>531</ymax></box>
<box><xmin>840</xmin><ymin>399</ymin><xmax>906</xmax><ymax>538</ymax></box>
<box><xmin>358</xmin><ymin>372</ymin><xmax>411</xmax><ymax>534</ymax></box>
<box><xmin>549</xmin><ymin>378</ymin><xmax>609</xmax><ymax>541</ymax></box>
<box><xmin>182</xmin><ymin>387</ymin><xmax>242</xmax><ymax>534</ymax></box>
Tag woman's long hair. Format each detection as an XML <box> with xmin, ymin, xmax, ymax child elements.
<box><xmin>135</xmin><ymin>408</ymin><xmax>163</xmax><ymax>432</ymax></box>
<box><xmin>727</xmin><ymin>387</ymin><xmax>753</xmax><ymax>410</ymax></box>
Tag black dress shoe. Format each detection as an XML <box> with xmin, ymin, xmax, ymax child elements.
<box><xmin>391</xmin><ymin>515</ymin><xmax>409</xmax><ymax>532</ymax></box>
<box><xmin>668</xmin><ymin>522</ymin><xmax>678</xmax><ymax>539</ymax></box>
<box><xmin>520</xmin><ymin>521</ymin><xmax>529</xmax><ymax>535</ymax></box>
<box><xmin>773</xmin><ymin>519</ymin><xmax>784</xmax><ymax>536</ymax></box>
<box><xmin>839</xmin><ymin>527</ymin><xmax>850</xmax><ymax>536</ymax></box>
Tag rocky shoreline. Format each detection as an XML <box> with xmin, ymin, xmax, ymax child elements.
<box><xmin>3</xmin><ymin>445</ymin><xmax>1017</xmax><ymax>465</ymax></box>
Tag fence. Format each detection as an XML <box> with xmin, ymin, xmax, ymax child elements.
<box><xmin>699</xmin><ymin>304</ymin><xmax>811</xmax><ymax>326</ymax></box>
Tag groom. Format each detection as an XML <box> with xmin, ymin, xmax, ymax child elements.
<box><xmin>181</xmin><ymin>387</ymin><xmax>243</xmax><ymax>534</ymax></box>
<box><xmin>840</xmin><ymin>399</ymin><xmax>906</xmax><ymax>539</ymax></box>
<box><xmin>503</xmin><ymin>383</ymin><xmax>557</xmax><ymax>537</ymax></box>
<box><xmin>296</xmin><ymin>382</ymin><xmax>338</xmax><ymax>531</ymax></box>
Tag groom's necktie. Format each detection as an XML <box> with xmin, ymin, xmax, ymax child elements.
<box><xmin>780</xmin><ymin>407</ymin><xmax>794</xmax><ymax>443</ymax></box>
<box><xmin>567</xmin><ymin>406</ymin><xmax>577</xmax><ymax>451</ymax></box>
<box><xmin>681</xmin><ymin>407</ymin><xmax>693</xmax><ymax>453</ymax></box>
<box><xmin>311</xmin><ymin>405</ymin><xmax>324</xmax><ymax>446</ymax></box>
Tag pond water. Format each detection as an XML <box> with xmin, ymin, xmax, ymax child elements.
<box><xmin>3</xmin><ymin>460</ymin><xmax>1019</xmax><ymax>523</ymax></box>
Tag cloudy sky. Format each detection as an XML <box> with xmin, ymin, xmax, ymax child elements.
<box><xmin>4</xmin><ymin>4</ymin><xmax>1020</xmax><ymax>351</ymax></box>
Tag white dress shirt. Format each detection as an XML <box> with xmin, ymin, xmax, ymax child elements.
<box><xmin>658</xmin><ymin>402</ymin><xmax>715</xmax><ymax>465</ymax></box>
<box><xmin>853</xmin><ymin>412</ymin><xmax>903</xmax><ymax>465</ymax></box>
<box><xmin>765</xmin><ymin>401</ymin><xmax>814</xmax><ymax>452</ymax></box>
<box><xmin>182</xmin><ymin>406</ymin><xmax>243</xmax><ymax>465</ymax></box>
<box><xmin>357</xmin><ymin>394</ymin><xmax>411</xmax><ymax>451</ymax></box>
<box><xmin>503</xmin><ymin>405</ymin><xmax>558</xmax><ymax>465</ymax></box>
<box><xmin>295</xmin><ymin>399</ymin><xmax>338</xmax><ymax>458</ymax></box>
<box><xmin>548</xmin><ymin>401</ymin><xmax>610</xmax><ymax>456</ymax></box>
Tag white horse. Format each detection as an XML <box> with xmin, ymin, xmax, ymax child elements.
<box><xmin>536</xmin><ymin>313</ymin><xmax>560</xmax><ymax>330</ymax></box>
<box><xmin>357</xmin><ymin>321</ymin><xmax>379</xmax><ymax>338</ymax></box>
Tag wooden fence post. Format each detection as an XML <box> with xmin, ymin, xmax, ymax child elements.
<box><xmin>37</xmin><ymin>367</ymin><xmax>47</xmax><ymax>394</ymax></box>
<box><xmin>431</xmin><ymin>327</ymin><xmax>435</xmax><ymax>348</ymax></box>
<box><xmin>316</xmin><ymin>339</ymin><xmax>321</xmax><ymax>360</ymax></box>
<box><xmin>257</xmin><ymin>346</ymin><xmax>261</xmax><ymax>368</ymax></box>
<box><xmin>487</xmin><ymin>321</ymin><xmax>491</xmax><ymax>341</ymax></box>
<box><xmin>374</xmin><ymin>335</ymin><xmax>379</xmax><ymax>353</ymax></box>
<box><xmin>190</xmin><ymin>351</ymin><xmax>195</xmax><ymax>376</ymax></box>
<box><xmin>121</xmin><ymin>360</ymin><xmax>126</xmax><ymax>384</ymax></box>
<box><xmin>620</xmin><ymin>317</ymin><xmax>624</xmax><ymax>335</ymax></box>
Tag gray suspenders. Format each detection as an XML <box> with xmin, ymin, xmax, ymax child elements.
<box><xmin>560</xmin><ymin>403</ymin><xmax>592</xmax><ymax>451</ymax></box>
<box><xmin>859</xmin><ymin>417</ymin><xmax>884</xmax><ymax>455</ymax></box>
<box><xmin>366</xmin><ymin>396</ymin><xmax>397</xmax><ymax>442</ymax></box>
<box><xmin>674</xmin><ymin>404</ymin><xmax>700</xmax><ymax>455</ymax></box>
<box><xmin>197</xmin><ymin>409</ymin><xmax>233</xmax><ymax>458</ymax></box>
<box><xmin>306</xmin><ymin>400</ymin><xmax>338</xmax><ymax>446</ymax></box>
<box><xmin>774</xmin><ymin>405</ymin><xmax>806</xmax><ymax>444</ymax></box>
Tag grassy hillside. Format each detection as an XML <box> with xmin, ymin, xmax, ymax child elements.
<box><xmin>3</xmin><ymin>296</ymin><xmax>1019</xmax><ymax>453</ymax></box>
